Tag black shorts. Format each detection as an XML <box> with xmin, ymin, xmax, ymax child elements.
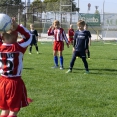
<box><xmin>30</xmin><ymin>39</ymin><xmax>37</xmax><ymax>46</ymax></box>
<box><xmin>75</xmin><ymin>51</ymin><xmax>86</xmax><ymax>58</ymax></box>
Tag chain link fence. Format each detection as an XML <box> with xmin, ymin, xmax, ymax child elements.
<box><xmin>0</xmin><ymin>4</ymin><xmax>117</xmax><ymax>40</ymax></box>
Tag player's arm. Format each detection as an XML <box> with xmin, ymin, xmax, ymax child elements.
<box><xmin>47</xmin><ymin>26</ymin><xmax>54</xmax><ymax>36</ymax></box>
<box><xmin>35</xmin><ymin>30</ymin><xmax>38</xmax><ymax>42</ymax></box>
<box><xmin>73</xmin><ymin>32</ymin><xmax>77</xmax><ymax>48</ymax></box>
<box><xmin>88</xmin><ymin>31</ymin><xmax>91</xmax><ymax>46</ymax></box>
<box><xmin>85</xmin><ymin>35</ymin><xmax>89</xmax><ymax>52</ymax></box>
<box><xmin>16</xmin><ymin>25</ymin><xmax>32</xmax><ymax>48</ymax></box>
<box><xmin>62</xmin><ymin>29</ymin><xmax>69</xmax><ymax>48</ymax></box>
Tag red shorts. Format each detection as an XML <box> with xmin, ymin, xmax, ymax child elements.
<box><xmin>53</xmin><ymin>41</ymin><xmax>64</xmax><ymax>51</ymax></box>
<box><xmin>68</xmin><ymin>38</ymin><xmax>74</xmax><ymax>43</ymax></box>
<box><xmin>0</xmin><ymin>76</ymin><xmax>28</xmax><ymax>112</ymax></box>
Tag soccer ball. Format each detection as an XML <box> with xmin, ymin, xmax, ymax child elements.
<box><xmin>0</xmin><ymin>14</ymin><xmax>12</xmax><ymax>32</ymax></box>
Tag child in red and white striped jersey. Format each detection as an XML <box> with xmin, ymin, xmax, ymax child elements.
<box><xmin>68</xmin><ymin>24</ymin><xmax>74</xmax><ymax>45</ymax></box>
<box><xmin>48</xmin><ymin>20</ymin><xmax>69</xmax><ymax>69</ymax></box>
<box><xmin>0</xmin><ymin>17</ymin><xmax>32</xmax><ymax>117</ymax></box>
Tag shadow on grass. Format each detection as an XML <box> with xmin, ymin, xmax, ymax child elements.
<box><xmin>69</xmin><ymin>68</ymin><xmax>117</xmax><ymax>75</ymax></box>
<box><xmin>23</xmin><ymin>68</ymin><xmax>34</xmax><ymax>70</ymax></box>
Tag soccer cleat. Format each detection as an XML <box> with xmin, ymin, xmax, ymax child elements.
<box><xmin>60</xmin><ymin>66</ymin><xmax>64</xmax><ymax>70</ymax></box>
<box><xmin>51</xmin><ymin>65</ymin><xmax>59</xmax><ymax>69</ymax></box>
<box><xmin>84</xmin><ymin>70</ymin><xmax>89</xmax><ymax>74</ymax></box>
<box><xmin>66</xmin><ymin>69</ymin><xmax>72</xmax><ymax>73</ymax></box>
<box><xmin>88</xmin><ymin>57</ymin><xmax>90</xmax><ymax>59</ymax></box>
<box><xmin>37</xmin><ymin>51</ymin><xmax>39</xmax><ymax>54</ymax></box>
<box><xmin>29</xmin><ymin>53</ymin><xmax>31</xmax><ymax>54</ymax></box>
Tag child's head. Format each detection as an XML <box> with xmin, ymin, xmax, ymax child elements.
<box><xmin>53</xmin><ymin>20</ymin><xmax>60</xmax><ymax>29</ymax></box>
<box><xmin>30</xmin><ymin>24</ymin><xmax>34</xmax><ymax>30</ymax></box>
<box><xmin>77</xmin><ymin>20</ymin><xmax>85</xmax><ymax>31</ymax></box>
<box><xmin>1</xmin><ymin>30</ymin><xmax>18</xmax><ymax>44</ymax></box>
<box><xmin>70</xmin><ymin>24</ymin><xmax>73</xmax><ymax>29</ymax></box>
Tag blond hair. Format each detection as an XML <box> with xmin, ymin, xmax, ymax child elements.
<box><xmin>53</xmin><ymin>20</ymin><xmax>60</xmax><ymax>26</ymax></box>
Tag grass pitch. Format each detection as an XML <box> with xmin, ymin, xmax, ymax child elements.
<box><xmin>18</xmin><ymin>41</ymin><xmax>117</xmax><ymax>117</ymax></box>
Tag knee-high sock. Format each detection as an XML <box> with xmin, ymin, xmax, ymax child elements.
<box><xmin>60</xmin><ymin>56</ymin><xmax>63</xmax><ymax>67</ymax></box>
<box><xmin>54</xmin><ymin>56</ymin><xmax>58</xmax><ymax>66</ymax></box>
<box><xmin>82</xmin><ymin>57</ymin><xmax>89</xmax><ymax>71</ymax></box>
<box><xmin>35</xmin><ymin>45</ymin><xmax>39</xmax><ymax>52</ymax></box>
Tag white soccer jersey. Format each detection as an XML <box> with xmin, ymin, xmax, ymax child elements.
<box><xmin>0</xmin><ymin>25</ymin><xmax>32</xmax><ymax>78</ymax></box>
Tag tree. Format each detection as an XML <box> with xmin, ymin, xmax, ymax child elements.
<box><xmin>0</xmin><ymin>0</ymin><xmax>22</xmax><ymax>5</ymax></box>
<box><xmin>43</xmin><ymin>0</ymin><xmax>77</xmax><ymax>12</ymax></box>
<box><xmin>95</xmin><ymin>10</ymin><xmax>100</xmax><ymax>14</ymax></box>
<box><xmin>26</xmin><ymin>0</ymin><xmax>43</xmax><ymax>23</ymax></box>
<box><xmin>0</xmin><ymin>0</ymin><xmax>23</xmax><ymax>17</ymax></box>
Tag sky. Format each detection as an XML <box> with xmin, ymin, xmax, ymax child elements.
<box><xmin>23</xmin><ymin>0</ymin><xmax>117</xmax><ymax>14</ymax></box>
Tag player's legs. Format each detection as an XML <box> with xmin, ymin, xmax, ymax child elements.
<box><xmin>87</xmin><ymin>49</ymin><xmax>90</xmax><ymax>58</ymax></box>
<box><xmin>69</xmin><ymin>38</ymin><xmax>73</xmax><ymax>45</ymax></box>
<box><xmin>53</xmin><ymin>50</ymin><xmax>58</xmax><ymax>67</ymax></box>
<box><xmin>8</xmin><ymin>111</ymin><xmax>18</xmax><ymax>117</ymax></box>
<box><xmin>66</xmin><ymin>51</ymin><xmax>78</xmax><ymax>73</ymax></box>
<box><xmin>58</xmin><ymin>51</ymin><xmax>63</xmax><ymax>69</ymax></box>
<box><xmin>34</xmin><ymin>43</ymin><xmax>39</xmax><ymax>54</ymax></box>
<box><xmin>80</xmin><ymin>52</ymin><xmax>89</xmax><ymax>72</ymax></box>
<box><xmin>52</xmin><ymin>42</ymin><xmax>59</xmax><ymax>68</ymax></box>
<box><xmin>81</xmin><ymin>57</ymin><xmax>89</xmax><ymax>71</ymax></box>
<box><xmin>29</xmin><ymin>44</ymin><xmax>32</xmax><ymax>54</ymax></box>
<box><xmin>58</xmin><ymin>42</ymin><xmax>64</xmax><ymax>69</ymax></box>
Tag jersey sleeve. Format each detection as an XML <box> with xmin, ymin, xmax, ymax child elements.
<box><xmin>62</xmin><ymin>29</ymin><xmax>68</xmax><ymax>43</ymax></box>
<box><xmin>35</xmin><ymin>30</ymin><xmax>38</xmax><ymax>36</ymax></box>
<box><xmin>73</xmin><ymin>31</ymin><xmax>77</xmax><ymax>47</ymax></box>
<box><xmin>47</xmin><ymin>28</ymin><xmax>54</xmax><ymax>36</ymax></box>
<box><xmin>88</xmin><ymin>31</ymin><xmax>91</xmax><ymax>38</ymax></box>
<box><xmin>16</xmin><ymin>25</ymin><xmax>32</xmax><ymax>48</ymax></box>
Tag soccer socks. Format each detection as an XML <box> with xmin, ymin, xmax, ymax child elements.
<box><xmin>54</xmin><ymin>56</ymin><xmax>64</xmax><ymax>67</ymax></box>
<box><xmin>54</xmin><ymin>56</ymin><xmax>58</xmax><ymax>66</ymax></box>
<box><xmin>60</xmin><ymin>56</ymin><xmax>63</xmax><ymax>67</ymax></box>
<box><xmin>82</xmin><ymin>57</ymin><xmax>89</xmax><ymax>71</ymax></box>
<box><xmin>35</xmin><ymin>45</ymin><xmax>39</xmax><ymax>52</ymax></box>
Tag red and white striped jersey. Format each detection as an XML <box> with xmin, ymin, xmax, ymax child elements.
<box><xmin>0</xmin><ymin>25</ymin><xmax>32</xmax><ymax>78</ymax></box>
<box><xmin>48</xmin><ymin>27</ymin><xmax>68</xmax><ymax>43</ymax></box>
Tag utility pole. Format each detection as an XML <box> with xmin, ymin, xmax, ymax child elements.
<box><xmin>103</xmin><ymin>0</ymin><xmax>105</xmax><ymax>23</ymax></box>
<box><xmin>78</xmin><ymin>0</ymin><xmax>80</xmax><ymax>21</ymax></box>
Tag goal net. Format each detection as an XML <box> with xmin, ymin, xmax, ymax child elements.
<box><xmin>102</xmin><ymin>14</ymin><xmax>117</xmax><ymax>41</ymax></box>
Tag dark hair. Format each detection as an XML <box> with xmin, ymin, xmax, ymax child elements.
<box><xmin>77</xmin><ymin>20</ymin><xmax>85</xmax><ymax>26</ymax></box>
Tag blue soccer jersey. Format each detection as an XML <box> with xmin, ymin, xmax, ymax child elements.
<box><xmin>30</xmin><ymin>30</ymin><xmax>38</xmax><ymax>44</ymax></box>
<box><xmin>73</xmin><ymin>30</ymin><xmax>89</xmax><ymax>51</ymax></box>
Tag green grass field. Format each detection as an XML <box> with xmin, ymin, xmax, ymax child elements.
<box><xmin>18</xmin><ymin>41</ymin><xmax>117</xmax><ymax>117</ymax></box>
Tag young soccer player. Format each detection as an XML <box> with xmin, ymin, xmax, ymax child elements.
<box><xmin>66</xmin><ymin>20</ymin><xmax>89</xmax><ymax>74</ymax></box>
<box><xmin>84</xmin><ymin>24</ymin><xmax>91</xmax><ymax>59</ymax></box>
<box><xmin>29</xmin><ymin>24</ymin><xmax>39</xmax><ymax>54</ymax></box>
<box><xmin>68</xmin><ymin>24</ymin><xmax>74</xmax><ymax>45</ymax></box>
<box><xmin>0</xmin><ymin>18</ymin><xmax>32</xmax><ymax>117</ymax></box>
<box><xmin>48</xmin><ymin>20</ymin><xmax>69</xmax><ymax>69</ymax></box>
